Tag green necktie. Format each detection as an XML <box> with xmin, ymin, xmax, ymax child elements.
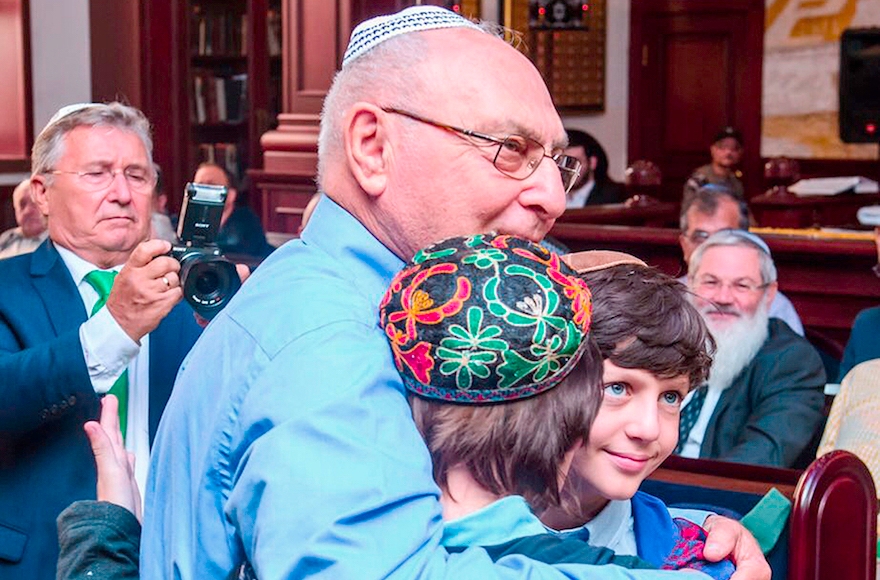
<box><xmin>84</xmin><ymin>270</ymin><xmax>128</xmax><ymax>440</ymax></box>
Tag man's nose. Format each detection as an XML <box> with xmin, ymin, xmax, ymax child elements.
<box><xmin>106</xmin><ymin>171</ymin><xmax>133</xmax><ymax>203</ymax></box>
<box><xmin>523</xmin><ymin>158</ymin><xmax>567</xmax><ymax>219</ymax></box>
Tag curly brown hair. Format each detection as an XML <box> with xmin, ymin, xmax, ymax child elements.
<box><xmin>578</xmin><ymin>264</ymin><xmax>714</xmax><ymax>389</ymax></box>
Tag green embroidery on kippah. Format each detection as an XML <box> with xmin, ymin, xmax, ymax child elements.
<box><xmin>413</xmin><ymin>246</ymin><xmax>457</xmax><ymax>264</ymax></box>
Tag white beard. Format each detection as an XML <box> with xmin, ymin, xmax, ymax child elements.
<box><xmin>702</xmin><ymin>301</ymin><xmax>770</xmax><ymax>392</ymax></box>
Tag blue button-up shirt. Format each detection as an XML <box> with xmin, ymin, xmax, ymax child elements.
<box><xmin>141</xmin><ymin>196</ymin><xmax>691</xmax><ymax>579</ymax></box>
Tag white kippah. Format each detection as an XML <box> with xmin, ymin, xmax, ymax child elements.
<box><xmin>38</xmin><ymin>103</ymin><xmax>100</xmax><ymax>138</ymax></box>
<box><xmin>342</xmin><ymin>6</ymin><xmax>481</xmax><ymax>67</ymax></box>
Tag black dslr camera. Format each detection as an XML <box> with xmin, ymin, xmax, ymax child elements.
<box><xmin>170</xmin><ymin>182</ymin><xmax>241</xmax><ymax>320</ymax></box>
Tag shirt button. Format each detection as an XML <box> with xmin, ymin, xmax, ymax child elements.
<box><xmin>68</xmin><ymin>395</ymin><xmax>77</xmax><ymax>406</ymax></box>
<box><xmin>40</xmin><ymin>409</ymin><xmax>49</xmax><ymax>420</ymax></box>
<box><xmin>50</xmin><ymin>404</ymin><xmax>59</xmax><ymax>415</ymax></box>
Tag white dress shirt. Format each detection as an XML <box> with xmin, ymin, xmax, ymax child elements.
<box><xmin>55</xmin><ymin>243</ymin><xmax>151</xmax><ymax>501</ymax></box>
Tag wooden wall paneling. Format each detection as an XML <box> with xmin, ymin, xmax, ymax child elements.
<box><xmin>141</xmin><ymin>0</ymin><xmax>190</xmax><ymax>213</ymax></box>
<box><xmin>0</xmin><ymin>0</ymin><xmax>33</xmax><ymax>164</ymax></box>
<box><xmin>629</xmin><ymin>0</ymin><xmax>764</xmax><ymax>203</ymax></box>
<box><xmin>90</xmin><ymin>0</ymin><xmax>142</xmax><ymax>108</ymax></box>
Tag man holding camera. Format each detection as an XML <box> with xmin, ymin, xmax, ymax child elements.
<box><xmin>0</xmin><ymin>102</ymin><xmax>202</xmax><ymax>579</ymax></box>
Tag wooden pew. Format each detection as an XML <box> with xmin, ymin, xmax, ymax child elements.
<box><xmin>640</xmin><ymin>451</ymin><xmax>877</xmax><ymax>580</ymax></box>
<box><xmin>551</xmin><ymin>223</ymin><xmax>880</xmax><ymax>355</ymax></box>
<box><xmin>557</xmin><ymin>201</ymin><xmax>680</xmax><ymax>228</ymax></box>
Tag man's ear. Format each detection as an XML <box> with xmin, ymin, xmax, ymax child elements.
<box><xmin>344</xmin><ymin>103</ymin><xmax>390</xmax><ymax>198</ymax></box>
<box><xmin>589</xmin><ymin>156</ymin><xmax>599</xmax><ymax>171</ymax></box>
<box><xmin>763</xmin><ymin>280</ymin><xmax>778</xmax><ymax>307</ymax></box>
<box><xmin>30</xmin><ymin>175</ymin><xmax>50</xmax><ymax>218</ymax></box>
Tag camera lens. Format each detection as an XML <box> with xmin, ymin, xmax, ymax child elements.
<box><xmin>195</xmin><ymin>270</ymin><xmax>220</xmax><ymax>296</ymax></box>
<box><xmin>177</xmin><ymin>251</ymin><xmax>242</xmax><ymax>320</ymax></box>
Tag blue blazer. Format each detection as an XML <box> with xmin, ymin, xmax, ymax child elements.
<box><xmin>838</xmin><ymin>306</ymin><xmax>880</xmax><ymax>381</ymax></box>
<box><xmin>0</xmin><ymin>241</ymin><xmax>201</xmax><ymax>579</ymax></box>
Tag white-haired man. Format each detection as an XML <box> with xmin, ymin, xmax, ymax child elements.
<box><xmin>0</xmin><ymin>102</ymin><xmax>202</xmax><ymax>579</ymax></box>
<box><xmin>678</xmin><ymin>230</ymin><xmax>826</xmax><ymax>468</ymax></box>
<box><xmin>143</xmin><ymin>7</ymin><xmax>769</xmax><ymax>580</ymax></box>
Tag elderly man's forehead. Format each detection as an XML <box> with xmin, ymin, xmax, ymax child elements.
<box><xmin>699</xmin><ymin>244</ymin><xmax>763</xmax><ymax>273</ymax></box>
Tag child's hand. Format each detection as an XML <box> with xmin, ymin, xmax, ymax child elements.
<box><xmin>84</xmin><ymin>395</ymin><xmax>142</xmax><ymax>522</ymax></box>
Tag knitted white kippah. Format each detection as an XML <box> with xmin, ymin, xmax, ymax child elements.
<box><xmin>38</xmin><ymin>103</ymin><xmax>100</xmax><ymax>138</ymax></box>
<box><xmin>342</xmin><ymin>6</ymin><xmax>481</xmax><ymax>68</ymax></box>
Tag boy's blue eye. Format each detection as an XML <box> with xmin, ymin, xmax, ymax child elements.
<box><xmin>604</xmin><ymin>383</ymin><xmax>627</xmax><ymax>397</ymax></box>
<box><xmin>662</xmin><ymin>391</ymin><xmax>683</xmax><ymax>405</ymax></box>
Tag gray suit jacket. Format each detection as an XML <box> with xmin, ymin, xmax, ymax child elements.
<box><xmin>699</xmin><ymin>318</ymin><xmax>826</xmax><ymax>468</ymax></box>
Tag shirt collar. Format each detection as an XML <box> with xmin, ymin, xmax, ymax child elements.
<box><xmin>441</xmin><ymin>495</ymin><xmax>547</xmax><ymax>548</ymax></box>
<box><xmin>54</xmin><ymin>242</ymin><xmax>120</xmax><ymax>285</ymax></box>
<box><xmin>303</xmin><ymin>194</ymin><xmax>405</xmax><ymax>301</ymax></box>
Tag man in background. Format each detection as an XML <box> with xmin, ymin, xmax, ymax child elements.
<box><xmin>678</xmin><ymin>230</ymin><xmax>825</xmax><ymax>468</ymax></box>
<box><xmin>0</xmin><ymin>178</ymin><xmax>48</xmax><ymax>259</ymax></box>
<box><xmin>679</xmin><ymin>184</ymin><xmax>804</xmax><ymax>336</ymax></box>
<box><xmin>0</xmin><ymin>102</ymin><xmax>201</xmax><ymax>579</ymax></box>
<box><xmin>192</xmin><ymin>162</ymin><xmax>274</xmax><ymax>261</ymax></box>
<box><xmin>837</xmin><ymin>224</ymin><xmax>880</xmax><ymax>379</ymax></box>
<box><xmin>564</xmin><ymin>128</ymin><xmax>626</xmax><ymax>208</ymax></box>
<box><xmin>685</xmin><ymin>127</ymin><xmax>745</xmax><ymax>201</ymax></box>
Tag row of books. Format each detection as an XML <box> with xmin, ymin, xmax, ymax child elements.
<box><xmin>191</xmin><ymin>9</ymin><xmax>282</xmax><ymax>57</ymax></box>
<box><xmin>192</xmin><ymin>11</ymin><xmax>248</xmax><ymax>56</ymax></box>
<box><xmin>197</xmin><ymin>143</ymin><xmax>241</xmax><ymax>181</ymax></box>
<box><xmin>192</xmin><ymin>73</ymin><xmax>248</xmax><ymax>124</ymax></box>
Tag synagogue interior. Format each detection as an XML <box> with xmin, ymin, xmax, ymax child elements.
<box><xmin>2</xmin><ymin>1</ymin><xmax>880</xmax><ymax>579</ymax></box>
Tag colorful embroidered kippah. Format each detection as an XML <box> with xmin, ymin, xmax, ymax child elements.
<box><xmin>379</xmin><ymin>234</ymin><xmax>593</xmax><ymax>404</ymax></box>
<box><xmin>343</xmin><ymin>6</ymin><xmax>482</xmax><ymax>67</ymax></box>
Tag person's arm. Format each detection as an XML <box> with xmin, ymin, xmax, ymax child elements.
<box><xmin>57</xmin><ymin>395</ymin><xmax>142</xmax><ymax>580</ymax></box>
<box><xmin>717</xmin><ymin>337</ymin><xmax>826</xmax><ymax>467</ymax></box>
<box><xmin>222</xmin><ymin>324</ymin><xmax>688</xmax><ymax>580</ymax></box>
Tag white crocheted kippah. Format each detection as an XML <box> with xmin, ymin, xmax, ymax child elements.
<box><xmin>342</xmin><ymin>6</ymin><xmax>481</xmax><ymax>67</ymax></box>
<box><xmin>38</xmin><ymin>103</ymin><xmax>99</xmax><ymax>137</ymax></box>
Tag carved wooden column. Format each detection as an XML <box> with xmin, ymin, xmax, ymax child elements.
<box><xmin>251</xmin><ymin>0</ymin><xmax>409</xmax><ymax>234</ymax></box>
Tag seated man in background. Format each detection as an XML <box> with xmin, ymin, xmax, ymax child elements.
<box><xmin>149</xmin><ymin>166</ymin><xmax>178</xmax><ymax>244</ymax></box>
<box><xmin>0</xmin><ymin>178</ymin><xmax>48</xmax><ymax>259</ymax></box>
<box><xmin>838</xmin><ymin>225</ymin><xmax>880</xmax><ymax>379</ymax></box>
<box><xmin>679</xmin><ymin>184</ymin><xmax>804</xmax><ymax>336</ymax></box>
<box><xmin>678</xmin><ymin>230</ymin><xmax>826</xmax><ymax>468</ymax></box>
<box><xmin>192</xmin><ymin>162</ymin><xmax>274</xmax><ymax>261</ymax></box>
<box><xmin>684</xmin><ymin>128</ymin><xmax>745</xmax><ymax>201</ymax></box>
<box><xmin>564</xmin><ymin>129</ymin><xmax>626</xmax><ymax>208</ymax></box>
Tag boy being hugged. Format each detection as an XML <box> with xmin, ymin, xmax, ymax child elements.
<box><xmin>379</xmin><ymin>236</ymin><xmax>732</xmax><ymax>578</ymax></box>
<box><xmin>542</xmin><ymin>251</ymin><xmax>725</xmax><ymax>572</ymax></box>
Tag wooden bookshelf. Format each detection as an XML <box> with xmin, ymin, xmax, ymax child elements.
<box><xmin>130</xmin><ymin>0</ymin><xmax>281</xmax><ymax>214</ymax></box>
<box><xmin>187</xmin><ymin>0</ymin><xmax>281</xmax><ymax>187</ymax></box>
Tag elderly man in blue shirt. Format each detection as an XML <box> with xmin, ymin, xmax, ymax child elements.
<box><xmin>142</xmin><ymin>7</ymin><xmax>769</xmax><ymax>580</ymax></box>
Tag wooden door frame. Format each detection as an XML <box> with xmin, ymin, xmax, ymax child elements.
<box><xmin>628</xmin><ymin>0</ymin><xmax>764</xmax><ymax>199</ymax></box>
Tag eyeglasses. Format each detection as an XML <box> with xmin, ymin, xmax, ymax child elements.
<box><xmin>693</xmin><ymin>275</ymin><xmax>769</xmax><ymax>297</ymax></box>
<box><xmin>381</xmin><ymin>107</ymin><xmax>582</xmax><ymax>194</ymax></box>
<box><xmin>48</xmin><ymin>167</ymin><xmax>156</xmax><ymax>194</ymax></box>
<box><xmin>684</xmin><ymin>230</ymin><xmax>712</xmax><ymax>245</ymax></box>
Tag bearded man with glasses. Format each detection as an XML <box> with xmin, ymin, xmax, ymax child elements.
<box><xmin>678</xmin><ymin>229</ymin><xmax>825</xmax><ymax>468</ymax></box>
<box><xmin>0</xmin><ymin>102</ymin><xmax>202</xmax><ymax>579</ymax></box>
<box><xmin>143</xmin><ymin>6</ymin><xmax>770</xmax><ymax>580</ymax></box>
